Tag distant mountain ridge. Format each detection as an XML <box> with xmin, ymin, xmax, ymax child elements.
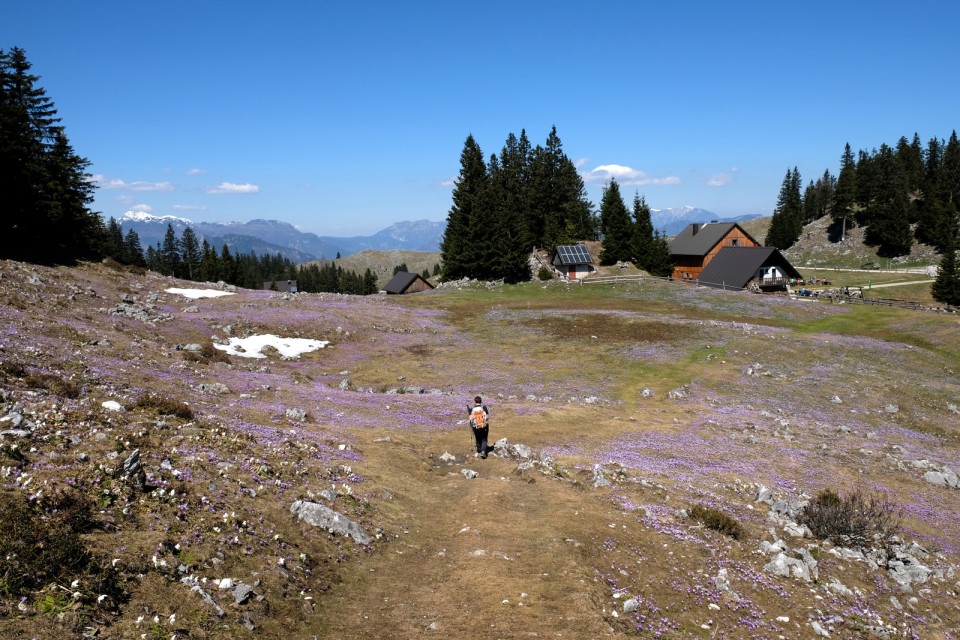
<box><xmin>117</xmin><ymin>207</ymin><xmax>761</xmax><ymax>262</ymax></box>
<box><xmin>118</xmin><ymin>213</ymin><xmax>446</xmax><ymax>262</ymax></box>
<box><xmin>650</xmin><ymin>206</ymin><xmax>763</xmax><ymax>236</ymax></box>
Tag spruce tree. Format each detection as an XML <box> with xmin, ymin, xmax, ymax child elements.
<box><xmin>0</xmin><ymin>47</ymin><xmax>103</xmax><ymax>263</ymax></box>
<box><xmin>122</xmin><ymin>229</ymin><xmax>146</xmax><ymax>266</ymax></box>
<box><xmin>931</xmin><ymin>207</ymin><xmax>960</xmax><ymax>306</ymax></box>
<box><xmin>831</xmin><ymin>143</ymin><xmax>858</xmax><ymax>241</ymax></box>
<box><xmin>440</xmin><ymin>135</ymin><xmax>488</xmax><ymax>280</ymax></box>
<box><xmin>644</xmin><ymin>230</ymin><xmax>675</xmax><ymax>278</ymax></box>
<box><xmin>598</xmin><ymin>179</ymin><xmax>632</xmax><ymax>265</ymax></box>
<box><xmin>180</xmin><ymin>227</ymin><xmax>201</xmax><ymax>280</ymax></box>
<box><xmin>631</xmin><ymin>193</ymin><xmax>654</xmax><ymax>270</ymax></box>
<box><xmin>765</xmin><ymin>168</ymin><xmax>803</xmax><ymax>249</ymax></box>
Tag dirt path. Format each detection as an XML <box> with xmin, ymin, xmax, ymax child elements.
<box><xmin>308</xmin><ymin>428</ymin><xmax>619</xmax><ymax>639</ymax></box>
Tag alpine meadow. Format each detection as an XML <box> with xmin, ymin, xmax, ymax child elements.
<box><xmin>3</xmin><ymin>45</ymin><xmax>960</xmax><ymax>640</ymax></box>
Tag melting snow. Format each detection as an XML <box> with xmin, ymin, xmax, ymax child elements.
<box><xmin>166</xmin><ymin>288</ymin><xmax>236</xmax><ymax>299</ymax></box>
<box><xmin>213</xmin><ymin>334</ymin><xmax>330</xmax><ymax>359</ymax></box>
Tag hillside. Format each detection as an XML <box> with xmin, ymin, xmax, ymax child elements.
<box><xmin>1</xmin><ymin>260</ymin><xmax>958</xmax><ymax>639</ymax></box>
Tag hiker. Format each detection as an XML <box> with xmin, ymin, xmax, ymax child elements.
<box><xmin>468</xmin><ymin>395</ymin><xmax>492</xmax><ymax>458</ymax></box>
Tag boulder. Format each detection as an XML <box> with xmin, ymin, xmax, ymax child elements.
<box><xmin>290</xmin><ymin>500</ymin><xmax>372</xmax><ymax>545</ymax></box>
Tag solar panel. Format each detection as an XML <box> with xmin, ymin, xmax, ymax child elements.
<box><xmin>556</xmin><ymin>244</ymin><xmax>592</xmax><ymax>264</ymax></box>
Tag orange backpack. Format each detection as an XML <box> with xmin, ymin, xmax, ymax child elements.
<box><xmin>470</xmin><ymin>405</ymin><xmax>488</xmax><ymax>429</ymax></box>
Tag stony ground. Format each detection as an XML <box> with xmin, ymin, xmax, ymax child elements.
<box><xmin>1</xmin><ymin>258</ymin><xmax>959</xmax><ymax>639</ymax></box>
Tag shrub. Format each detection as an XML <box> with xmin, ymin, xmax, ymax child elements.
<box><xmin>24</xmin><ymin>372</ymin><xmax>81</xmax><ymax>398</ymax></box>
<box><xmin>798</xmin><ymin>488</ymin><xmax>901</xmax><ymax>548</ymax></box>
<box><xmin>134</xmin><ymin>393</ymin><xmax>194</xmax><ymax>420</ymax></box>
<box><xmin>689</xmin><ymin>504</ymin><xmax>744</xmax><ymax>540</ymax></box>
<box><xmin>0</xmin><ymin>490</ymin><xmax>90</xmax><ymax>596</ymax></box>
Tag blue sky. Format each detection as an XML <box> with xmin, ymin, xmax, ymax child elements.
<box><xmin>6</xmin><ymin>1</ymin><xmax>959</xmax><ymax>236</ymax></box>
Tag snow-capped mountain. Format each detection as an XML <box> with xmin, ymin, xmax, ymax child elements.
<box><xmin>650</xmin><ymin>207</ymin><xmax>762</xmax><ymax>236</ymax></box>
<box><xmin>117</xmin><ymin>212</ymin><xmax>445</xmax><ymax>261</ymax></box>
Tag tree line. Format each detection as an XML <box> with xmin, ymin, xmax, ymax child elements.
<box><xmin>765</xmin><ymin>131</ymin><xmax>960</xmax><ymax>304</ymax></box>
<box><xmin>104</xmin><ymin>221</ymin><xmax>379</xmax><ymax>295</ymax></box>
<box><xmin>440</xmin><ymin>127</ymin><xmax>673</xmax><ymax>281</ymax></box>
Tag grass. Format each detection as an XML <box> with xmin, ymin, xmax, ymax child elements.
<box><xmin>1</xmin><ymin>259</ymin><xmax>960</xmax><ymax>639</ymax></box>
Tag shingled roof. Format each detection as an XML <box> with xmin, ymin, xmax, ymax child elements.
<box><xmin>383</xmin><ymin>271</ymin><xmax>433</xmax><ymax>294</ymax></box>
<box><xmin>696</xmin><ymin>246</ymin><xmax>801</xmax><ymax>289</ymax></box>
<box><xmin>669</xmin><ymin>222</ymin><xmax>759</xmax><ymax>257</ymax></box>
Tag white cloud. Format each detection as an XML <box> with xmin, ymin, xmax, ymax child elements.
<box><xmin>208</xmin><ymin>182</ymin><xmax>259</xmax><ymax>194</ymax></box>
<box><xmin>707</xmin><ymin>168</ymin><xmax>738</xmax><ymax>187</ymax></box>
<box><xmin>96</xmin><ymin>176</ymin><xmax>175</xmax><ymax>191</ymax></box>
<box><xmin>584</xmin><ymin>164</ymin><xmax>680</xmax><ymax>186</ymax></box>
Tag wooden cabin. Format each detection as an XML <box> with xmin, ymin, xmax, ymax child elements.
<box><xmin>383</xmin><ymin>271</ymin><xmax>434</xmax><ymax>294</ymax></box>
<box><xmin>668</xmin><ymin>222</ymin><xmax>760</xmax><ymax>281</ymax></box>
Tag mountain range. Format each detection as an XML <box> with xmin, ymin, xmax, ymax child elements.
<box><xmin>118</xmin><ymin>208</ymin><xmax>762</xmax><ymax>262</ymax></box>
<box><xmin>119</xmin><ymin>213</ymin><xmax>446</xmax><ymax>262</ymax></box>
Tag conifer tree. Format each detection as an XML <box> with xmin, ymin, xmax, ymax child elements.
<box><xmin>122</xmin><ymin>229</ymin><xmax>146</xmax><ymax>266</ymax></box>
<box><xmin>180</xmin><ymin>227</ymin><xmax>201</xmax><ymax>280</ymax></box>
<box><xmin>0</xmin><ymin>47</ymin><xmax>104</xmax><ymax>263</ymax></box>
<box><xmin>630</xmin><ymin>193</ymin><xmax>654</xmax><ymax>269</ymax></box>
<box><xmin>931</xmin><ymin>205</ymin><xmax>960</xmax><ymax>306</ymax></box>
<box><xmin>598</xmin><ymin>179</ymin><xmax>632</xmax><ymax>265</ymax></box>
<box><xmin>831</xmin><ymin>143</ymin><xmax>858</xmax><ymax>241</ymax></box>
<box><xmin>765</xmin><ymin>168</ymin><xmax>803</xmax><ymax>249</ymax></box>
<box><xmin>644</xmin><ymin>230</ymin><xmax>674</xmax><ymax>278</ymax></box>
<box><xmin>440</xmin><ymin>135</ymin><xmax>488</xmax><ymax>280</ymax></box>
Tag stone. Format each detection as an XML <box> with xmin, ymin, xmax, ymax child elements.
<box><xmin>290</xmin><ymin>500</ymin><xmax>372</xmax><ymax>545</ymax></box>
<box><xmin>198</xmin><ymin>383</ymin><xmax>230</xmax><ymax>395</ymax></box>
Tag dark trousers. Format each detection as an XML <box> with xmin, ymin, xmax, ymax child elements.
<box><xmin>472</xmin><ymin>427</ymin><xmax>489</xmax><ymax>454</ymax></box>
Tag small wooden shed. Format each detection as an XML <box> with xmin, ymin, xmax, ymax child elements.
<box><xmin>384</xmin><ymin>271</ymin><xmax>434</xmax><ymax>294</ymax></box>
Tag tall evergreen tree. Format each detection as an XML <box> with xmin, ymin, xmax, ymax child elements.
<box><xmin>179</xmin><ymin>227</ymin><xmax>201</xmax><ymax>280</ymax></box>
<box><xmin>597</xmin><ymin>179</ymin><xmax>632</xmax><ymax>265</ymax></box>
<box><xmin>440</xmin><ymin>135</ymin><xmax>488</xmax><ymax>281</ymax></box>
<box><xmin>644</xmin><ymin>230</ymin><xmax>674</xmax><ymax>278</ymax></box>
<box><xmin>765</xmin><ymin>167</ymin><xmax>803</xmax><ymax>249</ymax></box>
<box><xmin>831</xmin><ymin>143</ymin><xmax>858</xmax><ymax>241</ymax></box>
<box><xmin>931</xmin><ymin>206</ymin><xmax>960</xmax><ymax>306</ymax></box>
<box><xmin>630</xmin><ymin>193</ymin><xmax>654</xmax><ymax>269</ymax></box>
<box><xmin>122</xmin><ymin>229</ymin><xmax>146</xmax><ymax>266</ymax></box>
<box><xmin>0</xmin><ymin>47</ymin><xmax>103</xmax><ymax>263</ymax></box>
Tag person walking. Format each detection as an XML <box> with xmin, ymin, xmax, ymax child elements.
<box><xmin>468</xmin><ymin>396</ymin><xmax>491</xmax><ymax>458</ymax></box>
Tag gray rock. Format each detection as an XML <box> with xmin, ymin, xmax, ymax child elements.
<box><xmin>290</xmin><ymin>500</ymin><xmax>372</xmax><ymax>545</ymax></box>
<box><xmin>120</xmin><ymin>449</ymin><xmax>147</xmax><ymax>490</ymax></box>
<box><xmin>198</xmin><ymin>383</ymin><xmax>231</xmax><ymax>395</ymax></box>
<box><xmin>285</xmin><ymin>408</ymin><xmax>308</xmax><ymax>421</ymax></box>
<box><xmin>233</xmin><ymin>583</ymin><xmax>255</xmax><ymax>605</ymax></box>
<box><xmin>592</xmin><ymin>464</ymin><xmax>612</xmax><ymax>488</ymax></box>
<box><xmin>763</xmin><ymin>552</ymin><xmax>812</xmax><ymax>582</ymax></box>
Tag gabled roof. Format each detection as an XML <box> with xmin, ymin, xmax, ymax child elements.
<box><xmin>669</xmin><ymin>222</ymin><xmax>759</xmax><ymax>257</ymax></box>
<box><xmin>552</xmin><ymin>244</ymin><xmax>594</xmax><ymax>266</ymax></box>
<box><xmin>696</xmin><ymin>247</ymin><xmax>801</xmax><ymax>289</ymax></box>
<box><xmin>384</xmin><ymin>271</ymin><xmax>433</xmax><ymax>294</ymax></box>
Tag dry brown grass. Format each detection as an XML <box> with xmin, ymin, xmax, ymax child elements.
<box><xmin>1</xmin><ymin>260</ymin><xmax>959</xmax><ymax>639</ymax></box>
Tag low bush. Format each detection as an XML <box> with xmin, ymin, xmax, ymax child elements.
<box><xmin>134</xmin><ymin>393</ymin><xmax>194</xmax><ymax>420</ymax></box>
<box><xmin>689</xmin><ymin>504</ymin><xmax>744</xmax><ymax>540</ymax></box>
<box><xmin>798</xmin><ymin>488</ymin><xmax>901</xmax><ymax>548</ymax></box>
<box><xmin>23</xmin><ymin>372</ymin><xmax>81</xmax><ymax>398</ymax></box>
